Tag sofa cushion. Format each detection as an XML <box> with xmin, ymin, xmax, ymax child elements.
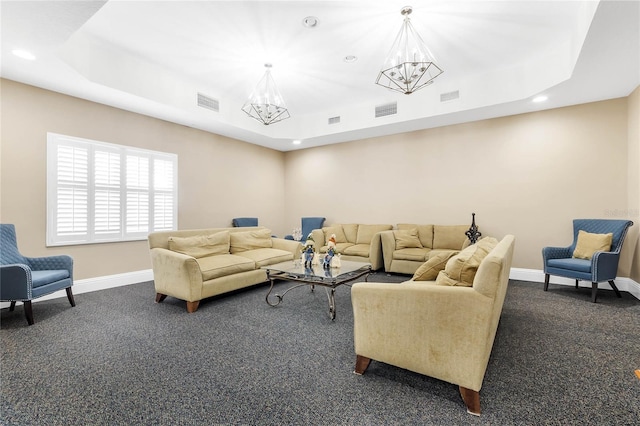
<box><xmin>319</xmin><ymin>242</ymin><xmax>354</xmax><ymax>254</ymax></box>
<box><xmin>235</xmin><ymin>248</ymin><xmax>293</xmax><ymax>267</ymax></box>
<box><xmin>392</xmin><ymin>247</ymin><xmax>430</xmax><ymax>262</ymax></box>
<box><xmin>398</xmin><ymin>224</ymin><xmax>433</xmax><ymax>248</ymax></box>
<box><xmin>435</xmin><ymin>237</ymin><xmax>499</xmax><ymax>287</ymax></box>
<box><xmin>433</xmin><ymin>225</ymin><xmax>468</xmax><ymax>250</ymax></box>
<box><xmin>230</xmin><ymin>229</ymin><xmax>273</xmax><ymax>253</ymax></box>
<box><xmin>342</xmin><ymin>224</ymin><xmax>359</xmax><ymax>243</ymax></box>
<box><xmin>572</xmin><ymin>230</ymin><xmax>613</xmax><ymax>260</ymax></box>
<box><xmin>168</xmin><ymin>232</ymin><xmax>230</xmax><ymax>258</ymax></box>
<box><xmin>322</xmin><ymin>226</ymin><xmax>347</xmax><ymax>244</ymax></box>
<box><xmin>394</xmin><ymin>228</ymin><xmax>423</xmax><ymax>249</ymax></box>
<box><xmin>428</xmin><ymin>249</ymin><xmax>460</xmax><ymax>260</ymax></box>
<box><xmin>342</xmin><ymin>244</ymin><xmax>371</xmax><ymax>257</ymax></box>
<box><xmin>356</xmin><ymin>224</ymin><xmax>393</xmax><ymax>245</ymax></box>
<box><xmin>196</xmin><ymin>254</ymin><xmax>256</xmax><ymax>281</ymax></box>
<box><xmin>412</xmin><ymin>251</ymin><xmax>457</xmax><ymax>281</ymax></box>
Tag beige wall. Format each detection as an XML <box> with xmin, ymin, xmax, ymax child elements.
<box><xmin>285</xmin><ymin>98</ymin><xmax>635</xmax><ymax>274</ymax></box>
<box><xmin>1</xmin><ymin>78</ymin><xmax>638</xmax><ymax>281</ymax></box>
<box><xmin>628</xmin><ymin>86</ymin><xmax>640</xmax><ymax>281</ymax></box>
<box><xmin>0</xmin><ymin>79</ymin><xmax>285</xmax><ymax>279</ymax></box>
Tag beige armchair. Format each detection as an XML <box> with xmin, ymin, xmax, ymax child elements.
<box><xmin>351</xmin><ymin>234</ymin><xmax>515</xmax><ymax>416</ymax></box>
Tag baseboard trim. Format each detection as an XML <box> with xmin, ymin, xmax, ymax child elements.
<box><xmin>510</xmin><ymin>267</ymin><xmax>640</xmax><ymax>301</ymax></box>
<box><xmin>0</xmin><ymin>269</ymin><xmax>153</xmax><ymax>308</ymax></box>
<box><xmin>3</xmin><ymin>267</ymin><xmax>638</xmax><ymax>309</ymax></box>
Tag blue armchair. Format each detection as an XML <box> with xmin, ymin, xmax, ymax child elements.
<box><xmin>0</xmin><ymin>224</ymin><xmax>75</xmax><ymax>325</ymax></box>
<box><xmin>542</xmin><ymin>219</ymin><xmax>634</xmax><ymax>303</ymax></box>
<box><xmin>232</xmin><ymin>217</ymin><xmax>259</xmax><ymax>227</ymax></box>
<box><xmin>285</xmin><ymin>217</ymin><xmax>326</xmax><ymax>241</ymax></box>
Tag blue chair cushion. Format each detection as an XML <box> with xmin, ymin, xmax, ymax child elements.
<box><xmin>31</xmin><ymin>270</ymin><xmax>70</xmax><ymax>288</ymax></box>
<box><xmin>547</xmin><ymin>258</ymin><xmax>591</xmax><ymax>273</ymax></box>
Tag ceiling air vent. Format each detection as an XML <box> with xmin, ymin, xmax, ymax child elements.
<box><xmin>328</xmin><ymin>116</ymin><xmax>340</xmax><ymax>125</ymax></box>
<box><xmin>440</xmin><ymin>90</ymin><xmax>460</xmax><ymax>102</ymax></box>
<box><xmin>375</xmin><ymin>102</ymin><xmax>397</xmax><ymax>118</ymax></box>
<box><xmin>197</xmin><ymin>93</ymin><xmax>219</xmax><ymax>112</ymax></box>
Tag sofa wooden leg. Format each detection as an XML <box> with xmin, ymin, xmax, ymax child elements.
<box><xmin>354</xmin><ymin>355</ymin><xmax>371</xmax><ymax>375</ymax></box>
<box><xmin>186</xmin><ymin>301</ymin><xmax>200</xmax><ymax>313</ymax></box>
<box><xmin>591</xmin><ymin>282</ymin><xmax>599</xmax><ymax>303</ymax></box>
<box><xmin>543</xmin><ymin>274</ymin><xmax>550</xmax><ymax>291</ymax></box>
<box><xmin>23</xmin><ymin>301</ymin><xmax>34</xmax><ymax>326</ymax></box>
<box><xmin>155</xmin><ymin>293</ymin><xmax>167</xmax><ymax>303</ymax></box>
<box><xmin>459</xmin><ymin>386</ymin><xmax>481</xmax><ymax>416</ymax></box>
<box><xmin>608</xmin><ymin>280</ymin><xmax>622</xmax><ymax>298</ymax></box>
<box><xmin>66</xmin><ymin>287</ymin><xmax>76</xmax><ymax>307</ymax></box>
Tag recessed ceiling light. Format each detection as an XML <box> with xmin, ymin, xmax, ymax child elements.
<box><xmin>12</xmin><ymin>49</ymin><xmax>36</xmax><ymax>61</ymax></box>
<box><xmin>293</xmin><ymin>140</ymin><xmax>302</xmax><ymax>145</ymax></box>
<box><xmin>302</xmin><ymin>16</ymin><xmax>319</xmax><ymax>28</ymax></box>
<box><xmin>532</xmin><ymin>95</ymin><xmax>548</xmax><ymax>103</ymax></box>
<box><xmin>344</xmin><ymin>55</ymin><xmax>358</xmax><ymax>63</ymax></box>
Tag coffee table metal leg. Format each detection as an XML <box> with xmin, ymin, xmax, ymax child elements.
<box><xmin>265</xmin><ymin>279</ymin><xmax>283</xmax><ymax>306</ymax></box>
<box><xmin>327</xmin><ymin>288</ymin><xmax>336</xmax><ymax>320</ymax></box>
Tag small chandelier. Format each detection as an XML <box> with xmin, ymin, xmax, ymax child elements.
<box><xmin>376</xmin><ymin>6</ymin><xmax>443</xmax><ymax>94</ymax></box>
<box><xmin>242</xmin><ymin>63</ymin><xmax>290</xmax><ymax>125</ymax></box>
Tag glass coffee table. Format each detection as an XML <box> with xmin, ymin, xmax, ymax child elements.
<box><xmin>262</xmin><ymin>260</ymin><xmax>372</xmax><ymax>320</ymax></box>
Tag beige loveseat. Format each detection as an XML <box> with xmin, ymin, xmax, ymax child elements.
<box><xmin>381</xmin><ymin>224</ymin><xmax>470</xmax><ymax>274</ymax></box>
<box><xmin>148</xmin><ymin>226</ymin><xmax>301</xmax><ymax>313</ymax></box>
<box><xmin>311</xmin><ymin>223</ymin><xmax>393</xmax><ymax>271</ymax></box>
<box><xmin>352</xmin><ymin>235</ymin><xmax>515</xmax><ymax>416</ymax></box>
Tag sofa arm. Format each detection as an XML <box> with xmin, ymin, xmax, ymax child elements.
<box><xmin>379</xmin><ymin>231</ymin><xmax>397</xmax><ymax>272</ymax></box>
<box><xmin>368</xmin><ymin>232</ymin><xmax>386</xmax><ymax>271</ymax></box>
<box><xmin>0</xmin><ymin>264</ymin><xmax>32</xmax><ymax>300</ymax></box>
<box><xmin>592</xmin><ymin>250</ymin><xmax>621</xmax><ymax>281</ymax></box>
<box><xmin>150</xmin><ymin>248</ymin><xmax>203</xmax><ymax>302</ymax></box>
<box><xmin>272</xmin><ymin>238</ymin><xmax>302</xmax><ymax>257</ymax></box>
<box><xmin>352</xmin><ymin>281</ymin><xmax>494</xmax><ymax>391</ymax></box>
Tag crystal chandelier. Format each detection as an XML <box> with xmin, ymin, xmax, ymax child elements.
<box><xmin>376</xmin><ymin>6</ymin><xmax>443</xmax><ymax>94</ymax></box>
<box><xmin>242</xmin><ymin>63</ymin><xmax>290</xmax><ymax>125</ymax></box>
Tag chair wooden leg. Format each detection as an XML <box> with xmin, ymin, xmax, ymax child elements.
<box><xmin>354</xmin><ymin>355</ymin><xmax>371</xmax><ymax>375</ymax></box>
<box><xmin>186</xmin><ymin>301</ymin><xmax>200</xmax><ymax>313</ymax></box>
<box><xmin>23</xmin><ymin>300</ymin><xmax>34</xmax><ymax>326</ymax></box>
<box><xmin>155</xmin><ymin>293</ymin><xmax>167</xmax><ymax>303</ymax></box>
<box><xmin>591</xmin><ymin>282</ymin><xmax>598</xmax><ymax>303</ymax></box>
<box><xmin>608</xmin><ymin>280</ymin><xmax>622</xmax><ymax>298</ymax></box>
<box><xmin>543</xmin><ymin>274</ymin><xmax>550</xmax><ymax>291</ymax></box>
<box><xmin>66</xmin><ymin>287</ymin><xmax>76</xmax><ymax>307</ymax></box>
<box><xmin>459</xmin><ymin>386</ymin><xmax>481</xmax><ymax>416</ymax></box>
<box><xmin>575</xmin><ymin>279</ymin><xmax>579</xmax><ymax>289</ymax></box>
<box><xmin>9</xmin><ymin>301</ymin><xmax>16</xmax><ymax>311</ymax></box>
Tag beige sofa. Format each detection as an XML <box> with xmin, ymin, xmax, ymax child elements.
<box><xmin>311</xmin><ymin>223</ymin><xmax>393</xmax><ymax>271</ymax></box>
<box><xmin>381</xmin><ymin>224</ymin><xmax>470</xmax><ymax>274</ymax></box>
<box><xmin>148</xmin><ymin>226</ymin><xmax>301</xmax><ymax>313</ymax></box>
<box><xmin>352</xmin><ymin>235</ymin><xmax>515</xmax><ymax>416</ymax></box>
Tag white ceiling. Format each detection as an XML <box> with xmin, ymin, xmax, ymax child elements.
<box><xmin>1</xmin><ymin>0</ymin><xmax>639</xmax><ymax>152</ymax></box>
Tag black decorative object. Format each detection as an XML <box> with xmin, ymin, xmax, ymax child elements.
<box><xmin>465</xmin><ymin>213</ymin><xmax>482</xmax><ymax>244</ymax></box>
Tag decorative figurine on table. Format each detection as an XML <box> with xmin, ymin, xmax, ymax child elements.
<box><xmin>323</xmin><ymin>234</ymin><xmax>337</xmax><ymax>269</ymax></box>
<box><xmin>302</xmin><ymin>233</ymin><xmax>316</xmax><ymax>268</ymax></box>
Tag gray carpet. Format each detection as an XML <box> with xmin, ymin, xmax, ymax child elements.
<box><xmin>2</xmin><ymin>273</ymin><xmax>639</xmax><ymax>425</ymax></box>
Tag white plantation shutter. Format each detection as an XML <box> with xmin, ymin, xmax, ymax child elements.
<box><xmin>47</xmin><ymin>133</ymin><xmax>177</xmax><ymax>246</ymax></box>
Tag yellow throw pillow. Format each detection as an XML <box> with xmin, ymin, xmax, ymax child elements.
<box><xmin>394</xmin><ymin>228</ymin><xmax>423</xmax><ymax>250</ymax></box>
<box><xmin>572</xmin><ymin>230</ymin><xmax>613</xmax><ymax>260</ymax></box>
<box><xmin>413</xmin><ymin>251</ymin><xmax>457</xmax><ymax>281</ymax></box>
<box><xmin>168</xmin><ymin>232</ymin><xmax>230</xmax><ymax>258</ymax></box>
<box><xmin>229</xmin><ymin>228</ymin><xmax>273</xmax><ymax>253</ymax></box>
<box><xmin>435</xmin><ymin>237</ymin><xmax>499</xmax><ymax>287</ymax></box>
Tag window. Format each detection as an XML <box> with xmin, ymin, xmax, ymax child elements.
<box><xmin>47</xmin><ymin>133</ymin><xmax>177</xmax><ymax>246</ymax></box>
